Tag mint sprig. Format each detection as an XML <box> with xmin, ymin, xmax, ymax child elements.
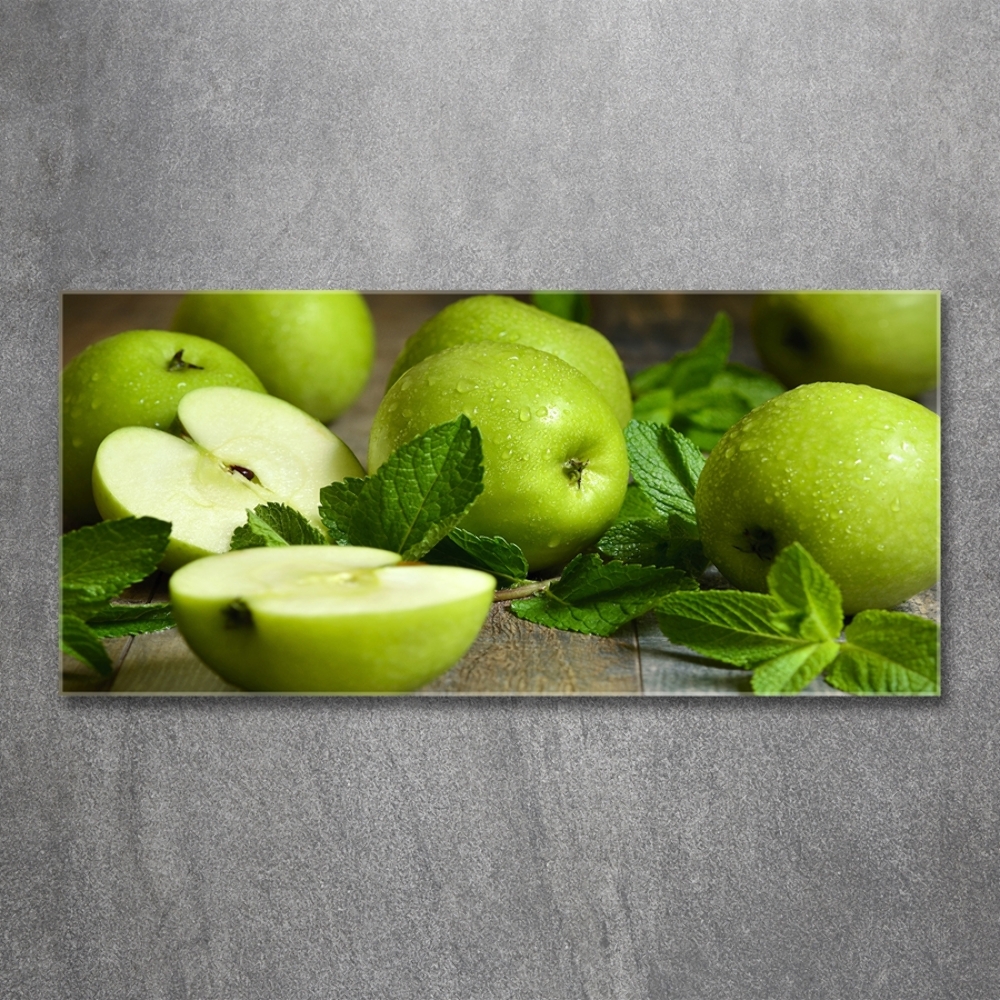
<box><xmin>319</xmin><ymin>416</ymin><xmax>485</xmax><ymax>561</ymax></box>
<box><xmin>623</xmin><ymin>420</ymin><xmax>703</xmax><ymax>533</ymax></box>
<box><xmin>596</xmin><ymin>485</ymin><xmax>705</xmax><ymax>574</ymax></box>
<box><xmin>61</xmin><ymin>517</ymin><xmax>174</xmax><ymax>676</ymax></box>
<box><xmin>657</xmin><ymin>543</ymin><xmax>940</xmax><ymax>695</ymax></box>
<box><xmin>510</xmin><ymin>554</ymin><xmax>696</xmax><ymax>637</ymax></box>
<box><xmin>424</xmin><ymin>528</ymin><xmax>530</xmax><ymax>587</ymax></box>
<box><xmin>630</xmin><ymin>312</ymin><xmax>783</xmax><ymax>449</ymax></box>
<box><xmin>230</xmin><ymin>502</ymin><xmax>326</xmax><ymax>550</ymax></box>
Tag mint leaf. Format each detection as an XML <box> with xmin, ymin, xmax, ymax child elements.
<box><xmin>630</xmin><ymin>312</ymin><xmax>732</xmax><ymax>397</ymax></box>
<box><xmin>85</xmin><ymin>603</ymin><xmax>175</xmax><ymax>638</ymax></box>
<box><xmin>766</xmin><ymin>542</ymin><xmax>843</xmax><ymax>641</ymax></box>
<box><xmin>425</xmin><ymin>528</ymin><xmax>528</xmax><ymax>586</ymax></box>
<box><xmin>596</xmin><ymin>488</ymin><xmax>705</xmax><ymax>572</ymax></box>
<box><xmin>656</xmin><ymin>590</ymin><xmax>801</xmax><ymax>666</ymax></box>
<box><xmin>597</xmin><ymin>517</ymin><xmax>706</xmax><ymax>573</ymax></box>
<box><xmin>340</xmin><ymin>417</ymin><xmax>484</xmax><ymax>561</ymax></box>
<box><xmin>61</xmin><ymin>517</ymin><xmax>171</xmax><ymax>619</ymax></box>
<box><xmin>318</xmin><ymin>477</ymin><xmax>367</xmax><ymax>543</ymax></box>
<box><xmin>624</xmin><ymin>421</ymin><xmax>704</xmax><ymax>531</ymax></box>
<box><xmin>710</xmin><ymin>363</ymin><xmax>785</xmax><ymax>410</ymax></box>
<box><xmin>658</xmin><ymin>543</ymin><xmax>845</xmax><ymax>670</ymax></box>
<box><xmin>530</xmin><ymin>291</ymin><xmax>591</xmax><ymax>324</ymax></box>
<box><xmin>751</xmin><ymin>641</ymin><xmax>841</xmax><ymax>695</ymax></box>
<box><xmin>512</xmin><ymin>554</ymin><xmax>696</xmax><ymax>637</ymax></box>
<box><xmin>60</xmin><ymin>614</ymin><xmax>112</xmax><ymax>676</ymax></box>
<box><xmin>629</xmin><ymin>315</ymin><xmax>784</xmax><ymax>450</ymax></box>
<box><xmin>826</xmin><ymin>610</ymin><xmax>940</xmax><ymax>694</ymax></box>
<box><xmin>230</xmin><ymin>502</ymin><xmax>326</xmax><ymax>550</ymax></box>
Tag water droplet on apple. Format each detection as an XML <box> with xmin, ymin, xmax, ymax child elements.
<box><xmin>535</xmin><ymin>406</ymin><xmax>548</xmax><ymax>418</ymax></box>
<box><xmin>890</xmin><ymin>498</ymin><xmax>901</xmax><ymax>512</ymax></box>
<box><xmin>519</xmin><ymin>408</ymin><xmax>531</xmax><ymax>422</ymax></box>
<box><xmin>456</xmin><ymin>380</ymin><xmax>473</xmax><ymax>393</ymax></box>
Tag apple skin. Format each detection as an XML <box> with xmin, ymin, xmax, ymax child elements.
<box><xmin>62</xmin><ymin>329</ymin><xmax>266</xmax><ymax>528</ymax></box>
<box><xmin>370</xmin><ymin>341</ymin><xmax>629</xmax><ymax>571</ymax></box>
<box><xmin>694</xmin><ymin>382</ymin><xmax>939</xmax><ymax>614</ymax></box>
<box><xmin>751</xmin><ymin>291</ymin><xmax>939</xmax><ymax>398</ymax></box>
<box><xmin>387</xmin><ymin>295</ymin><xmax>633</xmax><ymax>427</ymax></box>
<box><xmin>92</xmin><ymin>386</ymin><xmax>364</xmax><ymax>571</ymax></box>
<box><xmin>170</xmin><ymin>546</ymin><xmax>495</xmax><ymax>692</ymax></box>
<box><xmin>172</xmin><ymin>291</ymin><xmax>374</xmax><ymax>424</ymax></box>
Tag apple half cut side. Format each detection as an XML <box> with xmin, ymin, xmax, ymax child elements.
<box><xmin>169</xmin><ymin>546</ymin><xmax>496</xmax><ymax>693</ymax></box>
<box><xmin>92</xmin><ymin>386</ymin><xmax>364</xmax><ymax>571</ymax></box>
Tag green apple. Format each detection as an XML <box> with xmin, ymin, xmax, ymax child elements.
<box><xmin>62</xmin><ymin>329</ymin><xmax>266</xmax><ymax>527</ymax></box>
<box><xmin>387</xmin><ymin>294</ymin><xmax>633</xmax><ymax>427</ymax></box>
<box><xmin>93</xmin><ymin>386</ymin><xmax>364</xmax><ymax>571</ymax></box>
<box><xmin>172</xmin><ymin>291</ymin><xmax>374</xmax><ymax>423</ymax></box>
<box><xmin>170</xmin><ymin>545</ymin><xmax>495</xmax><ymax>692</ymax></box>
<box><xmin>370</xmin><ymin>341</ymin><xmax>629</xmax><ymax>570</ymax></box>
<box><xmin>694</xmin><ymin>382</ymin><xmax>939</xmax><ymax>614</ymax></box>
<box><xmin>751</xmin><ymin>291</ymin><xmax>939</xmax><ymax>397</ymax></box>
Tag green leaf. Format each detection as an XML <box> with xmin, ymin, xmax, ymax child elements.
<box><xmin>624</xmin><ymin>420</ymin><xmax>704</xmax><ymax>531</ymax></box>
<box><xmin>61</xmin><ymin>517</ymin><xmax>171</xmax><ymax>620</ymax></box>
<box><xmin>230</xmin><ymin>503</ymin><xmax>327</xmax><ymax>550</ymax></box>
<box><xmin>631</xmin><ymin>388</ymin><xmax>676</xmax><ymax>426</ymax></box>
<box><xmin>766</xmin><ymin>543</ymin><xmax>843</xmax><ymax>642</ymax></box>
<box><xmin>596</xmin><ymin>518</ymin><xmax>706</xmax><ymax>573</ymax></box>
<box><xmin>710</xmin><ymin>363</ymin><xmax>784</xmax><ymax>410</ymax></box>
<box><xmin>512</xmin><ymin>554</ymin><xmax>696</xmax><ymax>637</ymax></box>
<box><xmin>530</xmin><ymin>291</ymin><xmax>591</xmax><ymax>324</ymax></box>
<box><xmin>425</xmin><ymin>528</ymin><xmax>528</xmax><ymax>586</ymax></box>
<box><xmin>826</xmin><ymin>610</ymin><xmax>940</xmax><ymax>694</ymax></box>
<box><xmin>751</xmin><ymin>641</ymin><xmax>841</xmax><ymax>695</ymax></box>
<box><xmin>342</xmin><ymin>417</ymin><xmax>485</xmax><ymax>561</ymax></box>
<box><xmin>84</xmin><ymin>603</ymin><xmax>175</xmax><ymax>638</ymax></box>
<box><xmin>656</xmin><ymin>590</ymin><xmax>805</xmax><ymax>666</ymax></box>
<box><xmin>318</xmin><ymin>477</ymin><xmax>367</xmax><ymax>543</ymax></box>
<box><xmin>630</xmin><ymin>312</ymin><xmax>732</xmax><ymax>397</ymax></box>
<box><xmin>60</xmin><ymin>614</ymin><xmax>112</xmax><ymax>676</ymax></box>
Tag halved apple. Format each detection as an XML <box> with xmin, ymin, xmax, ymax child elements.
<box><xmin>93</xmin><ymin>386</ymin><xmax>364</xmax><ymax>570</ymax></box>
<box><xmin>169</xmin><ymin>546</ymin><xmax>496</xmax><ymax>692</ymax></box>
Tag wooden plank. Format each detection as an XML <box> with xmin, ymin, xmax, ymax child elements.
<box><xmin>109</xmin><ymin>628</ymin><xmax>239</xmax><ymax>694</ymax></box>
<box><xmin>423</xmin><ymin>602</ymin><xmax>641</xmax><ymax>696</ymax></box>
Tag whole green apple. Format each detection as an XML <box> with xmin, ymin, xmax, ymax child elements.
<box><xmin>387</xmin><ymin>294</ymin><xmax>633</xmax><ymax>427</ymax></box>
<box><xmin>172</xmin><ymin>291</ymin><xmax>374</xmax><ymax>424</ymax></box>
<box><xmin>170</xmin><ymin>545</ymin><xmax>495</xmax><ymax>692</ymax></box>
<box><xmin>370</xmin><ymin>342</ymin><xmax>629</xmax><ymax>570</ymax></box>
<box><xmin>751</xmin><ymin>291</ymin><xmax>939</xmax><ymax>397</ymax></box>
<box><xmin>93</xmin><ymin>386</ymin><xmax>364</xmax><ymax>570</ymax></box>
<box><xmin>695</xmin><ymin>382</ymin><xmax>939</xmax><ymax>614</ymax></box>
<box><xmin>62</xmin><ymin>329</ymin><xmax>266</xmax><ymax>528</ymax></box>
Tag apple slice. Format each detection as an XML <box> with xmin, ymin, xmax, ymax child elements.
<box><xmin>169</xmin><ymin>546</ymin><xmax>496</xmax><ymax>692</ymax></box>
<box><xmin>93</xmin><ymin>386</ymin><xmax>364</xmax><ymax>570</ymax></box>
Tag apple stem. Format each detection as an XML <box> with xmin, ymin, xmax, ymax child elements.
<box><xmin>493</xmin><ymin>578</ymin><xmax>556</xmax><ymax>601</ymax></box>
<box><xmin>167</xmin><ymin>350</ymin><xmax>205</xmax><ymax>372</ymax></box>
<box><xmin>563</xmin><ymin>458</ymin><xmax>589</xmax><ymax>489</ymax></box>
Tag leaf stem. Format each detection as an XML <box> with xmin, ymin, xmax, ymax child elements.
<box><xmin>494</xmin><ymin>578</ymin><xmax>556</xmax><ymax>601</ymax></box>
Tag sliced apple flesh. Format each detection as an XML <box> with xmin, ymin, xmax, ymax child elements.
<box><xmin>170</xmin><ymin>546</ymin><xmax>496</xmax><ymax>692</ymax></box>
<box><xmin>92</xmin><ymin>386</ymin><xmax>364</xmax><ymax>570</ymax></box>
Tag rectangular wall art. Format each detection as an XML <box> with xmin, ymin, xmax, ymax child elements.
<box><xmin>60</xmin><ymin>291</ymin><xmax>940</xmax><ymax>696</ymax></box>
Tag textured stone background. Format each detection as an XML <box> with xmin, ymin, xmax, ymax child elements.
<box><xmin>3</xmin><ymin>3</ymin><xmax>998</xmax><ymax>997</ymax></box>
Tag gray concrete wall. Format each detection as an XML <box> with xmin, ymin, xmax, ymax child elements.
<box><xmin>3</xmin><ymin>3</ymin><xmax>997</xmax><ymax>997</ymax></box>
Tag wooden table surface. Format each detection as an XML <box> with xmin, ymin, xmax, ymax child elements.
<box><xmin>60</xmin><ymin>293</ymin><xmax>938</xmax><ymax>696</ymax></box>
